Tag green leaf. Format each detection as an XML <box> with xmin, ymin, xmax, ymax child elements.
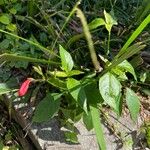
<box><xmin>49</xmin><ymin>70</ymin><xmax>84</xmax><ymax>78</ymax></box>
<box><xmin>111</xmin><ymin>67</ymin><xmax>128</xmax><ymax>81</ymax></box>
<box><xmin>99</xmin><ymin>72</ymin><xmax>122</xmax><ymax>111</ymax></box>
<box><xmin>64</xmin><ymin>131</ymin><xmax>78</xmax><ymax>143</ymax></box>
<box><xmin>6</xmin><ymin>24</ymin><xmax>17</xmax><ymax>32</ymax></box>
<box><xmin>0</xmin><ymin>14</ymin><xmax>10</xmax><ymax>25</ymax></box>
<box><xmin>67</xmin><ymin>70</ymin><xmax>84</xmax><ymax>77</ymax></box>
<box><xmin>33</xmin><ymin>66</ymin><xmax>44</xmax><ymax>77</ymax></box>
<box><xmin>106</xmin><ymin>43</ymin><xmax>146</xmax><ymax>73</ymax></box>
<box><xmin>84</xmin><ymin>81</ymin><xmax>103</xmax><ymax>104</ymax></box>
<box><xmin>141</xmin><ymin>88</ymin><xmax>150</xmax><ymax>96</ymax></box>
<box><xmin>33</xmin><ymin>93</ymin><xmax>61</xmax><ymax>122</ymax></box>
<box><xmin>117</xmin><ymin>60</ymin><xmax>137</xmax><ymax>80</ymax></box>
<box><xmin>67</xmin><ymin>78</ymin><xmax>87</xmax><ymax>113</ymax></box>
<box><xmin>90</xmin><ymin>105</ymin><xmax>106</xmax><ymax>150</ymax></box>
<box><xmin>126</xmin><ymin>88</ymin><xmax>140</xmax><ymax>122</ymax></box>
<box><xmin>9</xmin><ymin>8</ymin><xmax>17</xmax><ymax>14</ymax></box>
<box><xmin>47</xmin><ymin>78</ymin><xmax>67</xmax><ymax>90</ymax></box>
<box><xmin>88</xmin><ymin>18</ymin><xmax>105</xmax><ymax>30</ymax></box>
<box><xmin>0</xmin><ymin>83</ymin><xmax>17</xmax><ymax>95</ymax></box>
<box><xmin>104</xmin><ymin>10</ymin><xmax>117</xmax><ymax>32</ymax></box>
<box><xmin>59</xmin><ymin>45</ymin><xmax>74</xmax><ymax>72</ymax></box>
<box><xmin>0</xmin><ymin>39</ymin><xmax>10</xmax><ymax>50</ymax></box>
<box><xmin>117</xmin><ymin>14</ymin><xmax>150</xmax><ymax>58</ymax></box>
<box><xmin>83</xmin><ymin>111</ymin><xmax>93</xmax><ymax>131</ymax></box>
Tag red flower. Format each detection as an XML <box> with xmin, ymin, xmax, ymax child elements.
<box><xmin>18</xmin><ymin>78</ymin><xmax>33</xmax><ymax>96</ymax></box>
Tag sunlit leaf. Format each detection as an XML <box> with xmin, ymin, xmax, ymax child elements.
<box><xmin>99</xmin><ymin>72</ymin><xmax>122</xmax><ymax>111</ymax></box>
<box><xmin>0</xmin><ymin>14</ymin><xmax>10</xmax><ymax>25</ymax></box>
<box><xmin>117</xmin><ymin>60</ymin><xmax>137</xmax><ymax>80</ymax></box>
<box><xmin>104</xmin><ymin>10</ymin><xmax>117</xmax><ymax>32</ymax></box>
<box><xmin>59</xmin><ymin>45</ymin><xmax>74</xmax><ymax>72</ymax></box>
<box><xmin>88</xmin><ymin>18</ymin><xmax>105</xmax><ymax>30</ymax></box>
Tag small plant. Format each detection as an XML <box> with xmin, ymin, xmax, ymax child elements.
<box><xmin>0</xmin><ymin>1</ymin><xmax>150</xmax><ymax>149</ymax></box>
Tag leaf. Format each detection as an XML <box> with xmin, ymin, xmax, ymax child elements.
<box><xmin>49</xmin><ymin>70</ymin><xmax>84</xmax><ymax>78</ymax></box>
<box><xmin>83</xmin><ymin>111</ymin><xmax>93</xmax><ymax>131</ymax></box>
<box><xmin>59</xmin><ymin>45</ymin><xmax>74</xmax><ymax>72</ymax></box>
<box><xmin>106</xmin><ymin>43</ymin><xmax>146</xmax><ymax>73</ymax></box>
<box><xmin>47</xmin><ymin>78</ymin><xmax>67</xmax><ymax>90</ymax></box>
<box><xmin>33</xmin><ymin>66</ymin><xmax>44</xmax><ymax>77</ymax></box>
<box><xmin>90</xmin><ymin>105</ymin><xmax>106</xmax><ymax>150</ymax></box>
<box><xmin>0</xmin><ymin>14</ymin><xmax>10</xmax><ymax>25</ymax></box>
<box><xmin>33</xmin><ymin>93</ymin><xmax>61</xmax><ymax>122</ymax></box>
<box><xmin>126</xmin><ymin>88</ymin><xmax>140</xmax><ymax>122</ymax></box>
<box><xmin>117</xmin><ymin>60</ymin><xmax>137</xmax><ymax>80</ymax></box>
<box><xmin>64</xmin><ymin>131</ymin><xmax>78</xmax><ymax>143</ymax></box>
<box><xmin>0</xmin><ymin>85</ymin><xmax>11</xmax><ymax>95</ymax></box>
<box><xmin>84</xmin><ymin>81</ymin><xmax>103</xmax><ymax>104</ymax></box>
<box><xmin>88</xmin><ymin>18</ymin><xmax>105</xmax><ymax>30</ymax></box>
<box><xmin>104</xmin><ymin>10</ymin><xmax>117</xmax><ymax>32</ymax></box>
<box><xmin>67</xmin><ymin>70</ymin><xmax>84</xmax><ymax>77</ymax></box>
<box><xmin>9</xmin><ymin>8</ymin><xmax>17</xmax><ymax>14</ymax></box>
<box><xmin>6</xmin><ymin>24</ymin><xmax>17</xmax><ymax>32</ymax></box>
<box><xmin>111</xmin><ymin>67</ymin><xmax>128</xmax><ymax>81</ymax></box>
<box><xmin>99</xmin><ymin>72</ymin><xmax>122</xmax><ymax>111</ymax></box>
<box><xmin>117</xmin><ymin>14</ymin><xmax>150</xmax><ymax>58</ymax></box>
<box><xmin>0</xmin><ymin>39</ymin><xmax>10</xmax><ymax>50</ymax></box>
<box><xmin>67</xmin><ymin>78</ymin><xmax>87</xmax><ymax>113</ymax></box>
<box><xmin>141</xmin><ymin>88</ymin><xmax>150</xmax><ymax>96</ymax></box>
<box><xmin>0</xmin><ymin>83</ymin><xmax>17</xmax><ymax>95</ymax></box>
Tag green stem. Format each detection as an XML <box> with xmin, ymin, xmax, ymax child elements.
<box><xmin>107</xmin><ymin>32</ymin><xmax>111</xmax><ymax>55</ymax></box>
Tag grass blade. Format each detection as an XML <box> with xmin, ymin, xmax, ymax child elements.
<box><xmin>117</xmin><ymin>14</ymin><xmax>150</xmax><ymax>58</ymax></box>
<box><xmin>0</xmin><ymin>29</ymin><xmax>59</xmax><ymax>58</ymax></box>
<box><xmin>0</xmin><ymin>53</ymin><xmax>60</xmax><ymax>65</ymax></box>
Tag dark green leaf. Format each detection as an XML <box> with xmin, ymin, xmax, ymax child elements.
<box><xmin>84</xmin><ymin>81</ymin><xmax>103</xmax><ymax>104</ymax></box>
<box><xmin>32</xmin><ymin>93</ymin><xmax>61</xmax><ymax>122</ymax></box>
<box><xmin>83</xmin><ymin>111</ymin><xmax>93</xmax><ymax>131</ymax></box>
<box><xmin>126</xmin><ymin>88</ymin><xmax>140</xmax><ymax>122</ymax></box>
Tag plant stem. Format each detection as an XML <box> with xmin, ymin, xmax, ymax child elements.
<box><xmin>107</xmin><ymin>32</ymin><xmax>111</xmax><ymax>55</ymax></box>
<box><xmin>76</xmin><ymin>8</ymin><xmax>102</xmax><ymax>71</ymax></box>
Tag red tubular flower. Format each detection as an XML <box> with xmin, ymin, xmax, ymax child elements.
<box><xmin>18</xmin><ymin>78</ymin><xmax>33</xmax><ymax>96</ymax></box>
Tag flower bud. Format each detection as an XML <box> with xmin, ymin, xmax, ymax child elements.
<box><xmin>18</xmin><ymin>78</ymin><xmax>33</xmax><ymax>96</ymax></box>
